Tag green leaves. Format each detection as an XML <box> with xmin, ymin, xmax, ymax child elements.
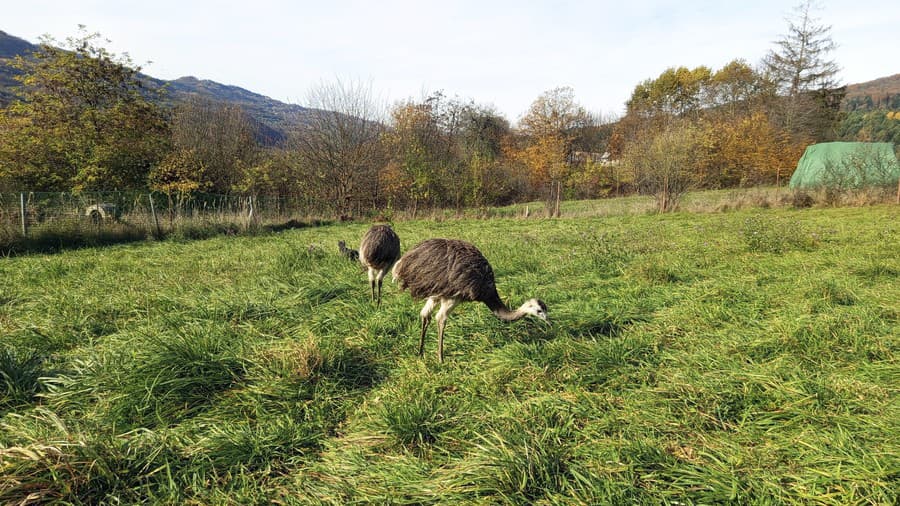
<box><xmin>0</xmin><ymin>28</ymin><xmax>168</xmax><ymax>192</ymax></box>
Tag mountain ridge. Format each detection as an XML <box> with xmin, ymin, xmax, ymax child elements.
<box><xmin>2</xmin><ymin>29</ymin><xmax>899</xmax><ymax>138</ymax></box>
<box><xmin>0</xmin><ymin>29</ymin><xmax>311</xmax><ymax>143</ymax></box>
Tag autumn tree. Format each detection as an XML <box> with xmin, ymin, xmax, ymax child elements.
<box><xmin>232</xmin><ymin>150</ymin><xmax>304</xmax><ymax>204</ymax></box>
<box><xmin>384</xmin><ymin>98</ymin><xmax>444</xmax><ymax>213</ymax></box>
<box><xmin>0</xmin><ymin>27</ymin><xmax>168</xmax><ymax>192</ymax></box>
<box><xmin>168</xmin><ymin>96</ymin><xmax>259</xmax><ymax>194</ymax></box>
<box><xmin>516</xmin><ymin>87</ymin><xmax>593</xmax><ymax>206</ymax></box>
<box><xmin>707</xmin><ymin>60</ymin><xmax>775</xmax><ymax>119</ymax></box>
<box><xmin>519</xmin><ymin>87</ymin><xmax>591</xmax><ymax>140</ymax></box>
<box><xmin>289</xmin><ymin>79</ymin><xmax>386</xmax><ymax>216</ymax></box>
<box><xmin>458</xmin><ymin>105</ymin><xmax>519</xmax><ymax>206</ymax></box>
<box><xmin>763</xmin><ymin>0</ymin><xmax>844</xmax><ymax>140</ymax></box>
<box><xmin>426</xmin><ymin>93</ymin><xmax>469</xmax><ymax>210</ymax></box>
<box><xmin>627</xmin><ymin>66</ymin><xmax>712</xmax><ymax>120</ymax></box>
<box><xmin>509</xmin><ymin>132</ymin><xmax>568</xmax><ymax>196</ymax></box>
<box><xmin>383</xmin><ymin>92</ymin><xmax>507</xmax><ymax>212</ymax></box>
<box><xmin>695</xmin><ymin>113</ymin><xmax>804</xmax><ymax>187</ymax></box>
<box><xmin>619</xmin><ymin>66</ymin><xmax>714</xmax><ymax>192</ymax></box>
<box><xmin>149</xmin><ymin>148</ymin><xmax>209</xmax><ymax>196</ymax></box>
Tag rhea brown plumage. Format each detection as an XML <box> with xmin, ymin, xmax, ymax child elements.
<box><xmin>392</xmin><ymin>238</ymin><xmax>548</xmax><ymax>362</ymax></box>
<box><xmin>359</xmin><ymin>225</ymin><xmax>401</xmax><ymax>305</ymax></box>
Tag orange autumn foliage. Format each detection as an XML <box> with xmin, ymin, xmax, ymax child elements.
<box><xmin>696</xmin><ymin>113</ymin><xmax>807</xmax><ymax>187</ymax></box>
<box><xmin>506</xmin><ymin>133</ymin><xmax>569</xmax><ymax>192</ymax></box>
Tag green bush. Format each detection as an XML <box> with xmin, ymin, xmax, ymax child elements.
<box><xmin>741</xmin><ymin>214</ymin><xmax>819</xmax><ymax>253</ymax></box>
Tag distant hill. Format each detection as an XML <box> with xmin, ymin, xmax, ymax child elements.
<box><xmin>0</xmin><ymin>30</ymin><xmax>32</xmax><ymax>103</ymax></box>
<box><xmin>0</xmin><ymin>30</ymin><xmax>32</xmax><ymax>58</ymax></box>
<box><xmin>837</xmin><ymin>74</ymin><xmax>900</xmax><ymax>144</ymax></box>
<box><xmin>0</xmin><ymin>29</ymin><xmax>313</xmax><ymax>144</ymax></box>
<box><xmin>5</xmin><ymin>29</ymin><xmax>898</xmax><ymax>142</ymax></box>
<box><xmin>842</xmin><ymin>73</ymin><xmax>900</xmax><ymax>111</ymax></box>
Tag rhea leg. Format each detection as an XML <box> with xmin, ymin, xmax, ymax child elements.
<box><xmin>367</xmin><ymin>268</ymin><xmax>376</xmax><ymax>302</ymax></box>
<box><xmin>418</xmin><ymin>297</ymin><xmax>438</xmax><ymax>356</ymax></box>
<box><xmin>376</xmin><ymin>269</ymin><xmax>386</xmax><ymax>306</ymax></box>
<box><xmin>435</xmin><ymin>298</ymin><xmax>458</xmax><ymax>363</ymax></box>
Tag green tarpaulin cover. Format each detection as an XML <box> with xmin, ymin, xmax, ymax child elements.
<box><xmin>789</xmin><ymin>142</ymin><xmax>899</xmax><ymax>189</ymax></box>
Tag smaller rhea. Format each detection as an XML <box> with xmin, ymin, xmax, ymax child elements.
<box><xmin>393</xmin><ymin>238</ymin><xmax>548</xmax><ymax>362</ymax></box>
<box><xmin>359</xmin><ymin>224</ymin><xmax>401</xmax><ymax>305</ymax></box>
<box><xmin>337</xmin><ymin>240</ymin><xmax>359</xmax><ymax>262</ymax></box>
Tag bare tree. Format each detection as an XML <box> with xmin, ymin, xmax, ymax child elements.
<box><xmin>169</xmin><ymin>96</ymin><xmax>259</xmax><ymax>193</ymax></box>
<box><xmin>623</xmin><ymin>122</ymin><xmax>703</xmax><ymax>212</ymax></box>
<box><xmin>289</xmin><ymin>79</ymin><xmax>386</xmax><ymax>216</ymax></box>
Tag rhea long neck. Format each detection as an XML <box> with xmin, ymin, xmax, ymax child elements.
<box><xmin>484</xmin><ymin>293</ymin><xmax>529</xmax><ymax>322</ymax></box>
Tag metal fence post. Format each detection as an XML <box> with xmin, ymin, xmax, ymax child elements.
<box><xmin>19</xmin><ymin>192</ymin><xmax>27</xmax><ymax>236</ymax></box>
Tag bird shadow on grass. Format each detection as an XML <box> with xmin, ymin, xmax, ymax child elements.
<box><xmin>486</xmin><ymin>310</ymin><xmax>649</xmax><ymax>348</ymax></box>
<box><xmin>0</xmin><ymin>218</ymin><xmax>332</xmax><ymax>257</ymax></box>
<box><xmin>316</xmin><ymin>343</ymin><xmax>386</xmax><ymax>391</ymax></box>
<box><xmin>566</xmin><ymin>313</ymin><xmax>651</xmax><ymax>340</ymax></box>
<box><xmin>488</xmin><ymin>318</ymin><xmax>557</xmax><ymax>347</ymax></box>
<box><xmin>263</xmin><ymin>218</ymin><xmax>333</xmax><ymax>233</ymax></box>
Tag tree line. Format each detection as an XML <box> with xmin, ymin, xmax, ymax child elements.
<box><xmin>0</xmin><ymin>2</ymin><xmax>874</xmax><ymax>214</ymax></box>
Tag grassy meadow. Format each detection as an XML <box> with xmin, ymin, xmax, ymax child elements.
<box><xmin>0</xmin><ymin>204</ymin><xmax>898</xmax><ymax>504</ymax></box>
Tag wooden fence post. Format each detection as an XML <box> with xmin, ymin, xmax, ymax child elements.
<box><xmin>555</xmin><ymin>181</ymin><xmax>562</xmax><ymax>217</ymax></box>
<box><xmin>148</xmin><ymin>193</ymin><xmax>162</xmax><ymax>238</ymax></box>
<box><xmin>19</xmin><ymin>192</ymin><xmax>27</xmax><ymax>236</ymax></box>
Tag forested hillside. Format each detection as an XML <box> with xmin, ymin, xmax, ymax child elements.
<box><xmin>842</xmin><ymin>73</ymin><xmax>900</xmax><ymax>111</ymax></box>
<box><xmin>837</xmin><ymin>74</ymin><xmax>900</xmax><ymax>144</ymax></box>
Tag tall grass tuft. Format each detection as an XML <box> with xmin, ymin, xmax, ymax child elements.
<box><xmin>378</xmin><ymin>383</ymin><xmax>452</xmax><ymax>453</ymax></box>
<box><xmin>447</xmin><ymin>399</ymin><xmax>586</xmax><ymax>503</ymax></box>
<box><xmin>0</xmin><ymin>348</ymin><xmax>45</xmax><ymax>411</ymax></box>
<box><xmin>741</xmin><ymin>214</ymin><xmax>820</xmax><ymax>253</ymax></box>
<box><xmin>107</xmin><ymin>323</ymin><xmax>248</xmax><ymax>427</ymax></box>
<box><xmin>582</xmin><ymin>230</ymin><xmax>633</xmax><ymax>277</ymax></box>
<box><xmin>191</xmin><ymin>414</ymin><xmax>323</xmax><ymax>474</ymax></box>
<box><xmin>0</xmin><ymin>411</ymin><xmax>182</xmax><ymax>504</ymax></box>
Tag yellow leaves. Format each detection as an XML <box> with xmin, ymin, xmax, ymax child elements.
<box><xmin>149</xmin><ymin>148</ymin><xmax>210</xmax><ymax>195</ymax></box>
<box><xmin>695</xmin><ymin>113</ymin><xmax>806</xmax><ymax>186</ymax></box>
<box><xmin>519</xmin><ymin>87</ymin><xmax>589</xmax><ymax>139</ymax></box>
<box><xmin>628</xmin><ymin>66</ymin><xmax>713</xmax><ymax>116</ymax></box>
<box><xmin>508</xmin><ymin>133</ymin><xmax>569</xmax><ymax>189</ymax></box>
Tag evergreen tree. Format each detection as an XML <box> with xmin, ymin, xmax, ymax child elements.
<box><xmin>763</xmin><ymin>0</ymin><xmax>844</xmax><ymax>141</ymax></box>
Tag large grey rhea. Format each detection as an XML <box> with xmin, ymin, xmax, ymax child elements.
<box><xmin>392</xmin><ymin>238</ymin><xmax>548</xmax><ymax>362</ymax></box>
<box><xmin>359</xmin><ymin>224</ymin><xmax>401</xmax><ymax>305</ymax></box>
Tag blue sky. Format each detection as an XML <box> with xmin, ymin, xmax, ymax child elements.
<box><xmin>4</xmin><ymin>1</ymin><xmax>899</xmax><ymax>122</ymax></box>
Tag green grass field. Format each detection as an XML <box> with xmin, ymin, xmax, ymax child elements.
<box><xmin>1</xmin><ymin>205</ymin><xmax>898</xmax><ymax>504</ymax></box>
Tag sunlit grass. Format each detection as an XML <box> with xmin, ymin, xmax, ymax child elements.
<box><xmin>0</xmin><ymin>204</ymin><xmax>897</xmax><ymax>504</ymax></box>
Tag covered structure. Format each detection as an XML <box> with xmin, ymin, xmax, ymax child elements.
<box><xmin>789</xmin><ymin>142</ymin><xmax>899</xmax><ymax>189</ymax></box>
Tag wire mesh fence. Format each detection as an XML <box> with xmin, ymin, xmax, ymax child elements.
<box><xmin>0</xmin><ymin>191</ymin><xmax>311</xmax><ymax>246</ymax></box>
